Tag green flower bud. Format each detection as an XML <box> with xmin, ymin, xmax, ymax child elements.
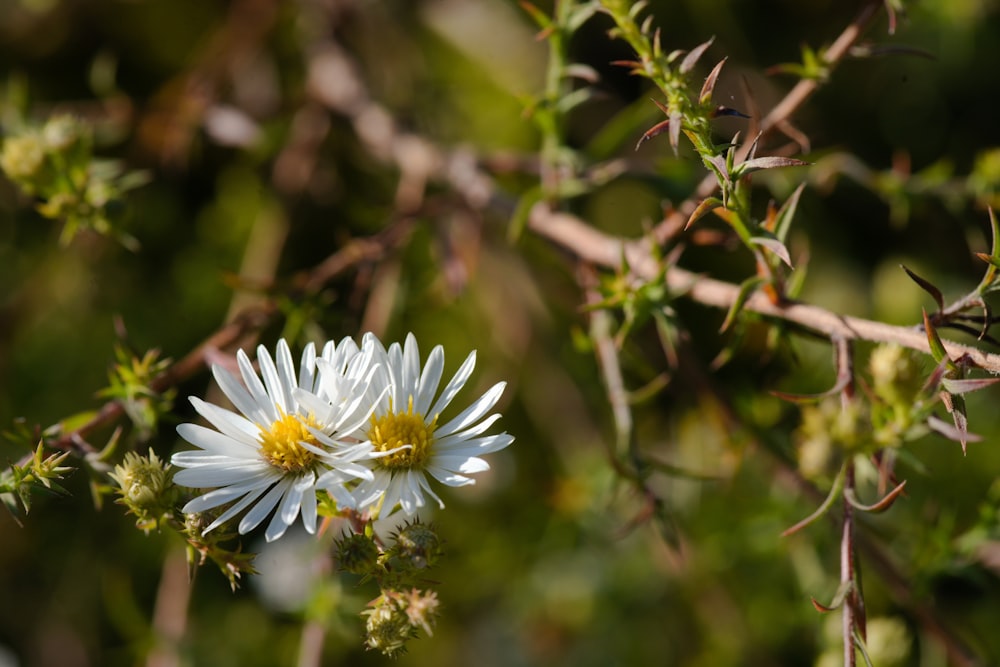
<box><xmin>0</xmin><ymin>133</ymin><xmax>46</xmax><ymax>184</ymax></box>
<box><xmin>363</xmin><ymin>593</ymin><xmax>414</xmax><ymax>657</ymax></box>
<box><xmin>110</xmin><ymin>451</ymin><xmax>175</xmax><ymax>533</ymax></box>
<box><xmin>796</xmin><ymin>397</ymin><xmax>867</xmax><ymax>478</ymax></box>
<box><xmin>869</xmin><ymin>343</ymin><xmax>921</xmax><ymax>407</ymax></box>
<box><xmin>334</xmin><ymin>532</ymin><xmax>380</xmax><ymax>575</ymax></box>
<box><xmin>111</xmin><ymin>451</ymin><xmax>171</xmax><ymax>509</ymax></box>
<box><xmin>392</xmin><ymin>520</ymin><xmax>443</xmax><ymax>571</ymax></box>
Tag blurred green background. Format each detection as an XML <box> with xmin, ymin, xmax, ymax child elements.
<box><xmin>2</xmin><ymin>0</ymin><xmax>1000</xmax><ymax>665</ymax></box>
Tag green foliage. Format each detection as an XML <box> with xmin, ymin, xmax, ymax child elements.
<box><xmin>0</xmin><ymin>113</ymin><xmax>148</xmax><ymax>248</ymax></box>
<box><xmin>4</xmin><ymin>0</ymin><xmax>1000</xmax><ymax>665</ymax></box>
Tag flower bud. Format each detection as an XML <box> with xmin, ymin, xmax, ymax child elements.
<box><xmin>0</xmin><ymin>133</ymin><xmax>46</xmax><ymax>184</ymax></box>
<box><xmin>392</xmin><ymin>520</ymin><xmax>443</xmax><ymax>571</ymax></box>
<box><xmin>869</xmin><ymin>343</ymin><xmax>921</xmax><ymax>407</ymax></box>
<box><xmin>363</xmin><ymin>593</ymin><xmax>414</xmax><ymax>657</ymax></box>
<box><xmin>110</xmin><ymin>451</ymin><xmax>175</xmax><ymax>532</ymax></box>
<box><xmin>111</xmin><ymin>451</ymin><xmax>172</xmax><ymax>509</ymax></box>
<box><xmin>334</xmin><ymin>532</ymin><xmax>380</xmax><ymax>575</ymax></box>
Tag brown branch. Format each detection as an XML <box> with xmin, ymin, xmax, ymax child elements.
<box><xmin>529</xmin><ymin>203</ymin><xmax>1000</xmax><ymax>374</ymax></box>
<box><xmin>841</xmin><ymin>463</ymin><xmax>860</xmax><ymax>667</ymax></box>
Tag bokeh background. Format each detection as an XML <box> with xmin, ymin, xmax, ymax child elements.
<box><xmin>2</xmin><ymin>0</ymin><xmax>1000</xmax><ymax>665</ymax></box>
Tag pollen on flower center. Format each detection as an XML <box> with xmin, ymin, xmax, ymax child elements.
<box><xmin>259</xmin><ymin>410</ymin><xmax>320</xmax><ymax>472</ymax></box>
<box><xmin>369</xmin><ymin>397</ymin><xmax>437</xmax><ymax>470</ymax></box>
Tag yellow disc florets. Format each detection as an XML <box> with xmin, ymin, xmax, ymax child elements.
<box><xmin>259</xmin><ymin>410</ymin><xmax>320</xmax><ymax>472</ymax></box>
<box><xmin>369</xmin><ymin>397</ymin><xmax>438</xmax><ymax>470</ymax></box>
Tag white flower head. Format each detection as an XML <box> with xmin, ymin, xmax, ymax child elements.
<box><xmin>346</xmin><ymin>332</ymin><xmax>514</xmax><ymax>516</ymax></box>
<box><xmin>171</xmin><ymin>338</ymin><xmax>380</xmax><ymax>542</ymax></box>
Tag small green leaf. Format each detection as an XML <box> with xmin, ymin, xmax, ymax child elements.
<box><xmin>732</xmin><ymin>156</ymin><xmax>810</xmax><ymax>180</ymax></box>
<box><xmin>922</xmin><ymin>310</ymin><xmax>951</xmax><ymax>367</ymax></box>
<box><xmin>685</xmin><ymin>196</ymin><xmax>723</xmax><ymax>230</ymax></box>
<box><xmin>749</xmin><ymin>235</ymin><xmax>792</xmax><ymax>267</ymax></box>
<box><xmin>976</xmin><ymin>207</ymin><xmax>1000</xmax><ymax>293</ymax></box>
<box><xmin>566</xmin><ymin>2</ymin><xmax>600</xmax><ymax>33</ymax></box>
<box><xmin>940</xmin><ymin>376</ymin><xmax>1000</xmax><ymax>395</ymax></box>
<box><xmin>720</xmin><ymin>276</ymin><xmax>765</xmax><ymax>332</ymax></box>
<box><xmin>773</xmin><ymin>182</ymin><xmax>806</xmax><ymax>243</ymax></box>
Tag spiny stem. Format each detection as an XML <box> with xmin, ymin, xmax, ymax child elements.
<box><xmin>841</xmin><ymin>462</ymin><xmax>858</xmax><ymax>667</ymax></box>
<box><xmin>528</xmin><ymin>204</ymin><xmax>1000</xmax><ymax>373</ymax></box>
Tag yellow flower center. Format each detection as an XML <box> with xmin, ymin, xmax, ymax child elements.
<box><xmin>259</xmin><ymin>410</ymin><xmax>320</xmax><ymax>472</ymax></box>
<box><xmin>369</xmin><ymin>397</ymin><xmax>437</xmax><ymax>470</ymax></box>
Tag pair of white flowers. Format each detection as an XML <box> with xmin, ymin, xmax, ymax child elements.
<box><xmin>171</xmin><ymin>333</ymin><xmax>513</xmax><ymax>542</ymax></box>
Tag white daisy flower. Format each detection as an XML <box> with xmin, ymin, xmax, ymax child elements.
<box><xmin>171</xmin><ymin>338</ymin><xmax>381</xmax><ymax>542</ymax></box>
<box><xmin>343</xmin><ymin>332</ymin><xmax>515</xmax><ymax>516</ymax></box>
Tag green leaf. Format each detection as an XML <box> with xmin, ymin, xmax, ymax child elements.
<box><xmin>940</xmin><ymin>376</ymin><xmax>1000</xmax><ymax>395</ymax></box>
<box><xmin>749</xmin><ymin>235</ymin><xmax>792</xmax><ymax>267</ymax></box>
<box><xmin>773</xmin><ymin>182</ymin><xmax>806</xmax><ymax>243</ymax></box>
<box><xmin>566</xmin><ymin>1</ymin><xmax>600</xmax><ymax>33</ymax></box>
<box><xmin>732</xmin><ymin>156</ymin><xmax>810</xmax><ymax>180</ymax></box>
<box><xmin>922</xmin><ymin>310</ymin><xmax>952</xmax><ymax>367</ymax></box>
<box><xmin>720</xmin><ymin>276</ymin><xmax>765</xmax><ymax>332</ymax></box>
<box><xmin>976</xmin><ymin>207</ymin><xmax>1000</xmax><ymax>293</ymax></box>
<box><xmin>685</xmin><ymin>196</ymin><xmax>723</xmax><ymax>230</ymax></box>
<box><xmin>555</xmin><ymin>87</ymin><xmax>595</xmax><ymax>114</ymax></box>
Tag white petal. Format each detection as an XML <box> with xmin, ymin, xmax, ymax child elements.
<box><xmin>238</xmin><ymin>348</ymin><xmax>277</xmax><ymax>423</ymax></box>
<box><xmin>298</xmin><ymin>342</ymin><xmax>317</xmax><ymax>392</ymax></box>
<box><xmin>402</xmin><ymin>333</ymin><xmax>422</xmax><ymax>402</ymax></box>
<box><xmin>258</xmin><ymin>342</ymin><xmax>290</xmax><ymax>413</ymax></box>
<box><xmin>436</xmin><ymin>382</ymin><xmax>506</xmax><ymax>437</ymax></box>
<box><xmin>432</xmin><ymin>454</ymin><xmax>491</xmax><ymax>475</ymax></box>
<box><xmin>300</xmin><ymin>481</ymin><xmax>318</xmax><ymax>533</ymax></box>
<box><xmin>176</xmin><ymin>423</ymin><xmax>259</xmax><ymax>458</ymax></box>
<box><xmin>413</xmin><ymin>345</ymin><xmax>444</xmax><ymax>415</ymax></box>
<box><xmin>435</xmin><ymin>432</ymin><xmax>514</xmax><ymax>456</ymax></box>
<box><xmin>182</xmin><ymin>476</ymin><xmax>272</xmax><ymax>513</ymax></box>
<box><xmin>266</xmin><ymin>473</ymin><xmax>313</xmax><ymax>542</ymax></box>
<box><xmin>434</xmin><ymin>413</ymin><xmax>502</xmax><ymax>443</ymax></box>
<box><xmin>426</xmin><ymin>465</ymin><xmax>475</xmax><ymax>487</ymax></box>
<box><xmin>203</xmin><ymin>484</ymin><xmax>272</xmax><ymax>533</ymax></box>
<box><xmin>413</xmin><ymin>471</ymin><xmax>445</xmax><ymax>509</ymax></box>
<box><xmin>173</xmin><ymin>462</ymin><xmax>271</xmax><ymax>488</ymax></box>
<box><xmin>210</xmin><ymin>365</ymin><xmax>261</xmax><ymax>423</ymax></box>
<box><xmin>239</xmin><ymin>479</ymin><xmax>288</xmax><ymax>534</ymax></box>
<box><xmin>428</xmin><ymin>350</ymin><xmax>476</xmax><ymax>419</ymax></box>
<box><xmin>188</xmin><ymin>397</ymin><xmax>261</xmax><ymax>443</ymax></box>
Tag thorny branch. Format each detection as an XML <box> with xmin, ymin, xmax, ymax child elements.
<box><xmin>528</xmin><ymin>204</ymin><xmax>1000</xmax><ymax>373</ymax></box>
<box><xmin>10</xmin><ymin>2</ymin><xmax>995</xmax><ymax>664</ymax></box>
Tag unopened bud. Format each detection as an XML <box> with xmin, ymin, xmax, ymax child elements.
<box><xmin>334</xmin><ymin>532</ymin><xmax>380</xmax><ymax>575</ymax></box>
<box><xmin>363</xmin><ymin>593</ymin><xmax>413</xmax><ymax>657</ymax></box>
<box><xmin>0</xmin><ymin>133</ymin><xmax>45</xmax><ymax>183</ymax></box>
<box><xmin>392</xmin><ymin>520</ymin><xmax>443</xmax><ymax>570</ymax></box>
<box><xmin>869</xmin><ymin>343</ymin><xmax>921</xmax><ymax>406</ymax></box>
<box><xmin>111</xmin><ymin>451</ymin><xmax>172</xmax><ymax>509</ymax></box>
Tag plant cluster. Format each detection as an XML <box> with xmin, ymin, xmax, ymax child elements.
<box><xmin>3</xmin><ymin>0</ymin><xmax>1000</xmax><ymax>664</ymax></box>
